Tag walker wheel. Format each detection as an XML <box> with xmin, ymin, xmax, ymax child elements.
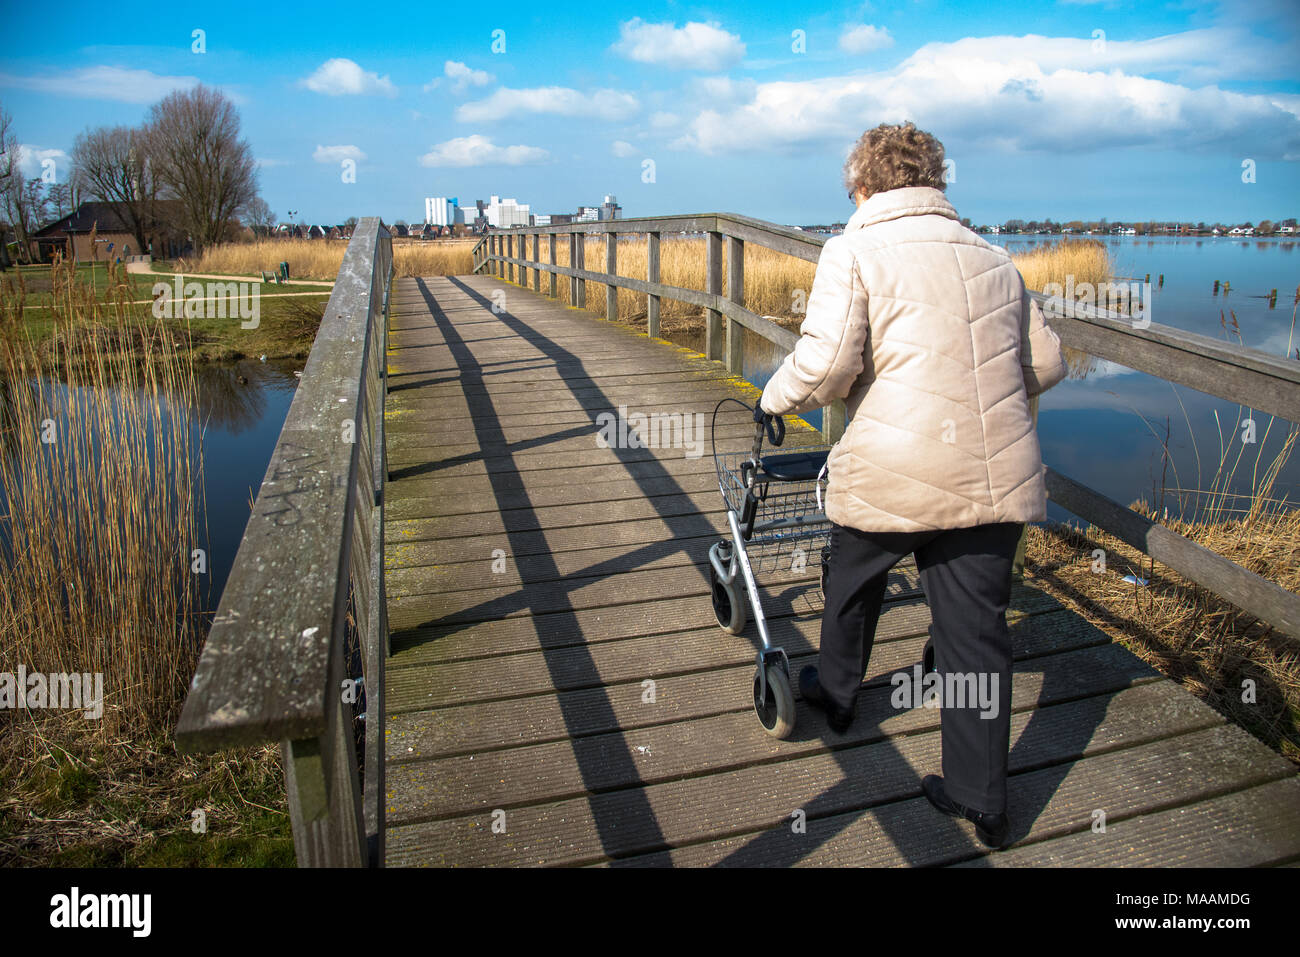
<box><xmin>709</xmin><ymin>562</ymin><xmax>746</xmax><ymax>635</ymax></box>
<box><xmin>753</xmin><ymin>662</ymin><xmax>796</xmax><ymax>739</ymax></box>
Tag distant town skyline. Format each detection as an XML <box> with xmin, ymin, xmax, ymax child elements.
<box><xmin>5</xmin><ymin>0</ymin><xmax>1295</xmax><ymax>227</ymax></box>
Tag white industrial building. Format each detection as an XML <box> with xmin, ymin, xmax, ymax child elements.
<box><xmin>424</xmin><ymin>197</ymin><xmax>465</xmax><ymax>227</ymax></box>
<box><xmin>486</xmin><ymin>195</ymin><xmax>531</xmax><ymax>228</ymax></box>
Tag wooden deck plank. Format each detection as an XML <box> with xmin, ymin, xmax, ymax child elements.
<box><xmin>387</xmin><ymin>688</ymin><xmax>1241</xmax><ymax>867</ymax></box>
<box><xmin>384</xmin><ymin>624</ymin><xmax>1155</xmax><ymax>829</ymax></box>
<box><xmin>382</xmin><ymin>273</ymin><xmax>1300</xmax><ymax>868</ymax></box>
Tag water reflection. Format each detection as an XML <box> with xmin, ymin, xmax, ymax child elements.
<box><xmin>0</xmin><ymin>358</ymin><xmax>299</xmax><ymax>622</ymax></box>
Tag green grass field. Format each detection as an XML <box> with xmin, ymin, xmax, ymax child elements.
<box><xmin>2</xmin><ymin>261</ymin><xmax>332</xmax><ymax>363</ymax></box>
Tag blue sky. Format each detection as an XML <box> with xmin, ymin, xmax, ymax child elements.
<box><xmin>2</xmin><ymin>0</ymin><xmax>1298</xmax><ymax>226</ymax></box>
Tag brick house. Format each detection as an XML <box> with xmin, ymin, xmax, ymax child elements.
<box><xmin>31</xmin><ymin>201</ymin><xmax>190</xmax><ymax>262</ymax></box>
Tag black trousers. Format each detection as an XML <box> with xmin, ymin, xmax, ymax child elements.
<box><xmin>819</xmin><ymin>521</ymin><xmax>1022</xmax><ymax>813</ymax></box>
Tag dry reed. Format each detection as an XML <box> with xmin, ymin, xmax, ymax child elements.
<box><xmin>0</xmin><ymin>251</ymin><xmax>205</xmax><ymax>735</ymax></box>
<box><xmin>184</xmin><ymin>237</ymin><xmax>476</xmax><ymax>281</ymax></box>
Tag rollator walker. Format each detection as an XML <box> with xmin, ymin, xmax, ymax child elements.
<box><xmin>706</xmin><ymin>399</ymin><xmax>833</xmax><ymax>738</ymax></box>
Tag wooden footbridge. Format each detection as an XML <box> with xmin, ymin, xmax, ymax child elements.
<box><xmin>177</xmin><ymin>216</ymin><xmax>1300</xmax><ymax>867</ymax></box>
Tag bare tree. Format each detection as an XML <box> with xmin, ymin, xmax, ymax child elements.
<box><xmin>70</xmin><ymin>124</ymin><xmax>156</xmax><ymax>252</ymax></box>
<box><xmin>0</xmin><ymin>103</ymin><xmax>17</xmax><ymax>268</ymax></box>
<box><xmin>20</xmin><ymin>178</ymin><xmax>48</xmax><ymax>231</ymax></box>
<box><xmin>144</xmin><ymin>84</ymin><xmax>257</xmax><ymax>254</ymax></box>
<box><xmin>242</xmin><ymin>196</ymin><xmax>277</xmax><ymax>237</ymax></box>
<box><xmin>47</xmin><ymin>182</ymin><xmax>71</xmax><ymax>219</ymax></box>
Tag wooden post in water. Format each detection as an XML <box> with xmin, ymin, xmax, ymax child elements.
<box><xmin>725</xmin><ymin>235</ymin><xmax>744</xmax><ymax>375</ymax></box>
<box><xmin>606</xmin><ymin>233</ymin><xmax>617</xmax><ymax>321</ymax></box>
<box><xmin>1214</xmin><ymin>279</ymin><xmax>1220</xmax><ymax>295</ymax></box>
<box><xmin>647</xmin><ymin>231</ymin><xmax>661</xmax><ymax>339</ymax></box>
<box><xmin>705</xmin><ymin>230</ymin><xmax>723</xmax><ymax>361</ymax></box>
<box><xmin>1269</xmin><ymin>288</ymin><xmax>1277</xmax><ymax>308</ymax></box>
<box><xmin>548</xmin><ymin>234</ymin><xmax>557</xmax><ymax>298</ymax></box>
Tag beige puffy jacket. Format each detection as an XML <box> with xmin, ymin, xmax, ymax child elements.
<box><xmin>760</xmin><ymin>186</ymin><xmax>1067</xmax><ymax>533</ymax></box>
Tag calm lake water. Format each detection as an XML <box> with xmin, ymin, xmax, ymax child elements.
<box><xmin>189</xmin><ymin>360</ymin><xmax>299</xmax><ymax>611</ymax></box>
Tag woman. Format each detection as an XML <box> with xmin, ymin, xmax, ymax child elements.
<box><xmin>758</xmin><ymin>122</ymin><xmax>1067</xmax><ymax>849</ymax></box>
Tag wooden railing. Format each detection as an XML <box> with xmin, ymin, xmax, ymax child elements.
<box><xmin>176</xmin><ymin>217</ymin><xmax>392</xmax><ymax>867</ymax></box>
<box><xmin>473</xmin><ymin>213</ymin><xmax>1300</xmax><ymax>638</ymax></box>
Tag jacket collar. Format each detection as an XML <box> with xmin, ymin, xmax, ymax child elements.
<box><xmin>844</xmin><ymin>187</ymin><xmax>958</xmax><ymax>231</ymax></box>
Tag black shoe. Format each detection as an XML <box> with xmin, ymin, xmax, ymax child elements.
<box><xmin>921</xmin><ymin>774</ymin><xmax>1010</xmax><ymax>849</ymax></box>
<box><xmin>799</xmin><ymin>666</ymin><xmax>855</xmax><ymax>733</ymax></box>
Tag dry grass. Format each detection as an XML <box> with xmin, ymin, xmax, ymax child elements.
<box><xmin>1025</xmin><ymin>506</ymin><xmax>1300</xmax><ymax>765</ymax></box>
<box><xmin>0</xmin><ymin>715</ymin><xmax>290</xmax><ymax>866</ymax></box>
<box><xmin>1009</xmin><ymin>238</ymin><xmax>1112</xmax><ymax>294</ymax></box>
<box><xmin>182</xmin><ymin>237</ymin><xmax>476</xmax><ymax>280</ymax></box>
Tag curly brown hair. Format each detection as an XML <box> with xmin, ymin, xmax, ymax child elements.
<box><xmin>843</xmin><ymin>122</ymin><xmax>947</xmax><ymax>201</ymax></box>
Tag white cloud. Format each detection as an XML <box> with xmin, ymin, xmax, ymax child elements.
<box><xmin>419</xmin><ymin>134</ymin><xmax>549</xmax><ymax>167</ymax></box>
<box><xmin>456</xmin><ymin>86</ymin><xmax>638</xmax><ymax>122</ymax></box>
<box><xmin>689</xmin><ymin>75</ymin><xmax>757</xmax><ymax>105</ymax></box>
<box><xmin>612</xmin><ymin>18</ymin><xmax>745</xmax><ymax>71</ymax></box>
<box><xmin>912</xmin><ymin>29</ymin><xmax>1285</xmax><ymax>85</ymax></box>
<box><xmin>611</xmin><ymin>140</ymin><xmax>637</xmax><ymax>157</ymax></box>
<box><xmin>840</xmin><ymin>24</ymin><xmax>894</xmax><ymax>55</ymax></box>
<box><xmin>426</xmin><ymin>60</ymin><xmax>495</xmax><ymax>94</ymax></box>
<box><xmin>0</xmin><ymin>66</ymin><xmax>199</xmax><ymax>103</ymax></box>
<box><xmin>671</xmin><ymin>31</ymin><xmax>1300</xmax><ymax>159</ymax></box>
<box><xmin>16</xmin><ymin>145</ymin><xmax>69</xmax><ymax>180</ymax></box>
<box><xmin>313</xmin><ymin>144</ymin><xmax>366</xmax><ymax>164</ymax></box>
<box><xmin>649</xmin><ymin>111</ymin><xmax>681</xmax><ymax>130</ymax></box>
<box><xmin>300</xmin><ymin>58</ymin><xmax>397</xmax><ymax>97</ymax></box>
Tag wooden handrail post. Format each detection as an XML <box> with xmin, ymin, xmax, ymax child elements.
<box><xmin>567</xmin><ymin>233</ymin><xmax>578</xmax><ymax>304</ymax></box>
<box><xmin>823</xmin><ymin>400</ymin><xmax>846</xmax><ymax>444</ymax></box>
<box><xmin>725</xmin><ymin>235</ymin><xmax>744</xmax><ymax>375</ymax></box>
<box><xmin>533</xmin><ymin>234</ymin><xmax>541</xmax><ymax>292</ymax></box>
<box><xmin>606</xmin><ymin>233</ymin><xmax>617</xmax><ymax>321</ymax></box>
<box><xmin>705</xmin><ymin>230</ymin><xmax>723</xmax><ymax>361</ymax></box>
<box><xmin>1013</xmin><ymin>395</ymin><xmax>1039</xmax><ymax>579</ymax></box>
<box><xmin>646</xmin><ymin>231</ymin><xmax>661</xmax><ymax>339</ymax></box>
<box><xmin>548</xmin><ymin>233</ymin><xmax>557</xmax><ymax>298</ymax></box>
<box><xmin>575</xmin><ymin>232</ymin><xmax>586</xmax><ymax>308</ymax></box>
<box><xmin>506</xmin><ymin>234</ymin><xmax>515</xmax><ymax>283</ymax></box>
